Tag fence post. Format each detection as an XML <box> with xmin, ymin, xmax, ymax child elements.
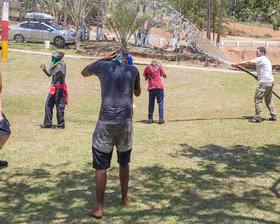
<box><xmin>1</xmin><ymin>2</ymin><xmax>9</xmax><ymax>62</ymax></box>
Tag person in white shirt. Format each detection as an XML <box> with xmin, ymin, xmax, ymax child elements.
<box><xmin>232</xmin><ymin>47</ymin><xmax>277</xmax><ymax>123</ymax></box>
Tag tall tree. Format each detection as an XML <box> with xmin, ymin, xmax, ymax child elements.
<box><xmin>206</xmin><ymin>0</ymin><xmax>211</xmax><ymax>40</ymax></box>
<box><xmin>216</xmin><ymin>0</ymin><xmax>225</xmax><ymax>47</ymax></box>
<box><xmin>63</xmin><ymin>0</ymin><xmax>94</xmax><ymax>49</ymax></box>
<box><xmin>64</xmin><ymin>0</ymin><xmax>68</xmax><ymax>27</ymax></box>
<box><xmin>105</xmin><ymin>0</ymin><xmax>149</xmax><ymax>47</ymax></box>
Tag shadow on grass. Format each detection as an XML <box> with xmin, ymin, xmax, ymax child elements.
<box><xmin>0</xmin><ymin>144</ymin><xmax>279</xmax><ymax>223</ymax></box>
<box><xmin>167</xmin><ymin>116</ymin><xmax>254</xmax><ymax>123</ymax></box>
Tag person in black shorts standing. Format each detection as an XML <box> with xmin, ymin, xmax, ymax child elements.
<box><xmin>81</xmin><ymin>51</ymin><xmax>141</xmax><ymax>219</ymax></box>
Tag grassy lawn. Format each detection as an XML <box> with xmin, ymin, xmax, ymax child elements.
<box><xmin>0</xmin><ymin>50</ymin><xmax>279</xmax><ymax>223</ymax></box>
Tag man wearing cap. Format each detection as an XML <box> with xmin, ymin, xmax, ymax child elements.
<box><xmin>232</xmin><ymin>47</ymin><xmax>277</xmax><ymax>123</ymax></box>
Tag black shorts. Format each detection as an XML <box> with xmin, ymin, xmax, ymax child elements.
<box><xmin>92</xmin><ymin>147</ymin><xmax>131</xmax><ymax>170</ymax></box>
<box><xmin>91</xmin><ymin>119</ymin><xmax>133</xmax><ymax>170</ymax></box>
<box><xmin>92</xmin><ymin>120</ymin><xmax>133</xmax><ymax>153</ymax></box>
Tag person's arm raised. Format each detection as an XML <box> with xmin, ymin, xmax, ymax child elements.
<box><xmin>81</xmin><ymin>51</ymin><xmax>117</xmax><ymax>77</ymax></box>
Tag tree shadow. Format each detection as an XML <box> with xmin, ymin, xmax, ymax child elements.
<box><xmin>0</xmin><ymin>144</ymin><xmax>279</xmax><ymax>223</ymax></box>
<box><xmin>167</xmin><ymin>116</ymin><xmax>254</xmax><ymax>123</ymax></box>
<box><xmin>123</xmin><ymin>144</ymin><xmax>280</xmax><ymax>223</ymax></box>
<box><xmin>0</xmin><ymin>162</ymin><xmax>122</xmax><ymax>223</ymax></box>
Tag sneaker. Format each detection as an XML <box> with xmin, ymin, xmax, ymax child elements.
<box><xmin>159</xmin><ymin>119</ymin><xmax>165</xmax><ymax>124</ymax></box>
<box><xmin>249</xmin><ymin>118</ymin><xmax>261</xmax><ymax>123</ymax></box>
<box><xmin>40</xmin><ymin>124</ymin><xmax>52</xmax><ymax>128</ymax></box>
<box><xmin>148</xmin><ymin>119</ymin><xmax>153</xmax><ymax>124</ymax></box>
<box><xmin>268</xmin><ymin>117</ymin><xmax>278</xmax><ymax>121</ymax></box>
<box><xmin>0</xmin><ymin>160</ymin><xmax>8</xmax><ymax>167</ymax></box>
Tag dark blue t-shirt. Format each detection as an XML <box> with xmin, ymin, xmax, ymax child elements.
<box><xmin>0</xmin><ymin>112</ymin><xmax>11</xmax><ymax>136</ymax></box>
<box><xmin>86</xmin><ymin>60</ymin><xmax>140</xmax><ymax>122</ymax></box>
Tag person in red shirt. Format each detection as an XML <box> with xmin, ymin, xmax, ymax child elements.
<box><xmin>143</xmin><ymin>61</ymin><xmax>167</xmax><ymax>124</ymax></box>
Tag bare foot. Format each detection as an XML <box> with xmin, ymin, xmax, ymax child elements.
<box><xmin>88</xmin><ymin>208</ymin><xmax>102</xmax><ymax>219</ymax></box>
<box><xmin>122</xmin><ymin>197</ymin><xmax>131</xmax><ymax>206</ymax></box>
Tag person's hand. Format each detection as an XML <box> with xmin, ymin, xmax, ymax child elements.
<box><xmin>57</xmin><ymin>64</ymin><xmax>61</xmax><ymax>71</ymax></box>
<box><xmin>40</xmin><ymin>64</ymin><xmax>46</xmax><ymax>70</ymax></box>
<box><xmin>103</xmin><ymin>51</ymin><xmax>118</xmax><ymax>61</ymax></box>
<box><xmin>231</xmin><ymin>63</ymin><xmax>237</xmax><ymax>68</ymax></box>
<box><xmin>121</xmin><ymin>56</ymin><xmax>128</xmax><ymax>64</ymax></box>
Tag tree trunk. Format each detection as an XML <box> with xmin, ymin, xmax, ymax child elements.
<box><xmin>64</xmin><ymin>0</ymin><xmax>68</xmax><ymax>27</ymax></box>
<box><xmin>75</xmin><ymin>26</ymin><xmax>82</xmax><ymax>49</ymax></box>
<box><xmin>100</xmin><ymin>6</ymin><xmax>105</xmax><ymax>40</ymax></box>
<box><xmin>206</xmin><ymin>0</ymin><xmax>211</xmax><ymax>40</ymax></box>
<box><xmin>212</xmin><ymin>1</ymin><xmax>217</xmax><ymax>42</ymax></box>
<box><xmin>86</xmin><ymin>1</ymin><xmax>93</xmax><ymax>40</ymax></box>
<box><xmin>81</xmin><ymin>9</ymin><xmax>86</xmax><ymax>40</ymax></box>
<box><xmin>172</xmin><ymin>0</ymin><xmax>179</xmax><ymax>51</ymax></box>
<box><xmin>96</xmin><ymin>0</ymin><xmax>101</xmax><ymax>40</ymax></box>
<box><xmin>33</xmin><ymin>0</ymin><xmax>36</xmax><ymax>12</ymax></box>
<box><xmin>140</xmin><ymin>4</ymin><xmax>147</xmax><ymax>47</ymax></box>
<box><xmin>143</xmin><ymin>0</ymin><xmax>156</xmax><ymax>47</ymax></box>
<box><xmin>41</xmin><ymin>0</ymin><xmax>44</xmax><ymax>13</ymax></box>
<box><xmin>216</xmin><ymin>0</ymin><xmax>225</xmax><ymax>48</ymax></box>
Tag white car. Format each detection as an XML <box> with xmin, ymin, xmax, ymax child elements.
<box><xmin>8</xmin><ymin>13</ymin><xmax>75</xmax><ymax>47</ymax></box>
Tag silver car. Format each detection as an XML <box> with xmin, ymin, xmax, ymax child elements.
<box><xmin>8</xmin><ymin>20</ymin><xmax>76</xmax><ymax>47</ymax></box>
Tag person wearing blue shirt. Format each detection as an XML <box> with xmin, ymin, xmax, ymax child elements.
<box><xmin>117</xmin><ymin>47</ymin><xmax>133</xmax><ymax>65</ymax></box>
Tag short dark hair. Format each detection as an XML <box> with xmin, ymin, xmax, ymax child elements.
<box><xmin>53</xmin><ymin>51</ymin><xmax>65</xmax><ymax>59</ymax></box>
<box><xmin>121</xmin><ymin>47</ymin><xmax>129</xmax><ymax>54</ymax></box>
<box><xmin>257</xmin><ymin>47</ymin><xmax>266</xmax><ymax>55</ymax></box>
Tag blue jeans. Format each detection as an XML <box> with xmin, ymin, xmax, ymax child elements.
<box><xmin>148</xmin><ymin>89</ymin><xmax>164</xmax><ymax>120</ymax></box>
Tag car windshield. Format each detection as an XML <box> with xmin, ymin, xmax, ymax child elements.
<box><xmin>45</xmin><ymin>23</ymin><xmax>64</xmax><ymax>30</ymax></box>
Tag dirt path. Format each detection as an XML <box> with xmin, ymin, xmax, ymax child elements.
<box><xmin>8</xmin><ymin>48</ymin><xmax>241</xmax><ymax>74</ymax></box>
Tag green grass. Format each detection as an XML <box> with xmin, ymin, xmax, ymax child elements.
<box><xmin>0</xmin><ymin>50</ymin><xmax>280</xmax><ymax>223</ymax></box>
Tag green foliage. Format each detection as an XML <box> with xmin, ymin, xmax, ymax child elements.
<box><xmin>233</xmin><ymin>0</ymin><xmax>280</xmax><ymax>28</ymax></box>
<box><xmin>264</xmin><ymin>33</ymin><xmax>272</xmax><ymax>38</ymax></box>
<box><xmin>105</xmin><ymin>0</ymin><xmax>150</xmax><ymax>47</ymax></box>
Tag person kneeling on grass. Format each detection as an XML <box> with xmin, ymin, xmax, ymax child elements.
<box><xmin>81</xmin><ymin>51</ymin><xmax>141</xmax><ymax>219</ymax></box>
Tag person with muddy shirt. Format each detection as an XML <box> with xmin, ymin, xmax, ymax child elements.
<box><xmin>40</xmin><ymin>51</ymin><xmax>68</xmax><ymax>129</ymax></box>
<box><xmin>81</xmin><ymin>50</ymin><xmax>141</xmax><ymax>219</ymax></box>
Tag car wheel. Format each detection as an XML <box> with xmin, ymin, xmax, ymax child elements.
<box><xmin>14</xmin><ymin>34</ymin><xmax>24</xmax><ymax>43</ymax></box>
<box><xmin>54</xmin><ymin>36</ymin><xmax>65</xmax><ymax>48</ymax></box>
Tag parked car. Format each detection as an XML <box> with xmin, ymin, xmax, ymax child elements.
<box><xmin>8</xmin><ymin>13</ymin><xmax>75</xmax><ymax>47</ymax></box>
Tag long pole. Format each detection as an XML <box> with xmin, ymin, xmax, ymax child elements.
<box><xmin>236</xmin><ymin>66</ymin><xmax>280</xmax><ymax>100</ymax></box>
<box><xmin>1</xmin><ymin>2</ymin><xmax>9</xmax><ymax>62</ymax></box>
